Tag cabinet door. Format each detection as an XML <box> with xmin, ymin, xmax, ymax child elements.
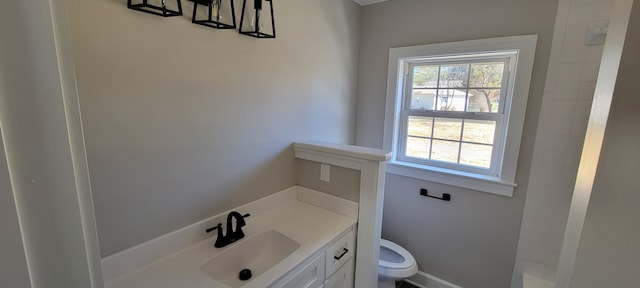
<box><xmin>325</xmin><ymin>231</ymin><xmax>355</xmax><ymax>278</ymax></box>
<box><xmin>280</xmin><ymin>254</ymin><xmax>325</xmax><ymax>288</ymax></box>
<box><xmin>324</xmin><ymin>258</ymin><xmax>354</xmax><ymax>288</ymax></box>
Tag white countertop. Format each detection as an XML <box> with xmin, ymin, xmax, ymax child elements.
<box><xmin>105</xmin><ymin>193</ymin><xmax>356</xmax><ymax>288</ymax></box>
<box><xmin>523</xmin><ymin>274</ymin><xmax>554</xmax><ymax>288</ymax></box>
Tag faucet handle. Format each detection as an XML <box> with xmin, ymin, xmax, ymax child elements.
<box><xmin>206</xmin><ymin>223</ymin><xmax>229</xmax><ymax>248</ymax></box>
<box><xmin>205</xmin><ymin>223</ymin><xmax>222</xmax><ymax>234</ymax></box>
<box><xmin>238</xmin><ymin>213</ymin><xmax>250</xmax><ymax>226</ymax></box>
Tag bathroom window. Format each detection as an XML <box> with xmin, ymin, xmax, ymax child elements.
<box><xmin>383</xmin><ymin>36</ymin><xmax>538</xmax><ymax>196</ymax></box>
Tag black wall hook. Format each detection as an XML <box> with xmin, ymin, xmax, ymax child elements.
<box><xmin>420</xmin><ymin>188</ymin><xmax>451</xmax><ymax>202</ymax></box>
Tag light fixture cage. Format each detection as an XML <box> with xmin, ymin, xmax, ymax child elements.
<box><xmin>127</xmin><ymin>0</ymin><xmax>183</xmax><ymax>17</ymax></box>
<box><xmin>191</xmin><ymin>0</ymin><xmax>237</xmax><ymax>29</ymax></box>
<box><xmin>239</xmin><ymin>0</ymin><xmax>276</xmax><ymax>38</ymax></box>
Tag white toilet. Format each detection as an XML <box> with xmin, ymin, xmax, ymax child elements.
<box><xmin>378</xmin><ymin>239</ymin><xmax>418</xmax><ymax>288</ymax></box>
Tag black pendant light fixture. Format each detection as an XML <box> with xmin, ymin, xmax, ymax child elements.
<box><xmin>127</xmin><ymin>0</ymin><xmax>183</xmax><ymax>17</ymax></box>
<box><xmin>191</xmin><ymin>0</ymin><xmax>236</xmax><ymax>29</ymax></box>
<box><xmin>239</xmin><ymin>0</ymin><xmax>276</xmax><ymax>38</ymax></box>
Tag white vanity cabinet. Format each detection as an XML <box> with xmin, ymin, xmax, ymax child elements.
<box><xmin>324</xmin><ymin>230</ymin><xmax>355</xmax><ymax>288</ymax></box>
<box><xmin>271</xmin><ymin>229</ymin><xmax>355</xmax><ymax>288</ymax></box>
<box><xmin>280</xmin><ymin>254</ymin><xmax>325</xmax><ymax>288</ymax></box>
<box><xmin>324</xmin><ymin>258</ymin><xmax>354</xmax><ymax>288</ymax></box>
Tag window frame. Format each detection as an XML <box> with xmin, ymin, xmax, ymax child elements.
<box><xmin>383</xmin><ymin>35</ymin><xmax>538</xmax><ymax>197</ymax></box>
<box><xmin>398</xmin><ymin>55</ymin><xmax>514</xmax><ymax>176</ymax></box>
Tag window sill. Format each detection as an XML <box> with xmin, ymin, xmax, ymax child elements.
<box><xmin>386</xmin><ymin>161</ymin><xmax>516</xmax><ymax>197</ymax></box>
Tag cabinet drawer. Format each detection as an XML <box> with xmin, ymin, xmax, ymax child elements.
<box><xmin>280</xmin><ymin>253</ymin><xmax>325</xmax><ymax>288</ymax></box>
<box><xmin>325</xmin><ymin>231</ymin><xmax>354</xmax><ymax>278</ymax></box>
<box><xmin>325</xmin><ymin>258</ymin><xmax>354</xmax><ymax>288</ymax></box>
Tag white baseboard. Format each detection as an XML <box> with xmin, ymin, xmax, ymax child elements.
<box><xmin>405</xmin><ymin>271</ymin><xmax>463</xmax><ymax>288</ymax></box>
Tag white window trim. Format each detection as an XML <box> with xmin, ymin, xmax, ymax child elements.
<box><xmin>383</xmin><ymin>35</ymin><xmax>538</xmax><ymax>197</ymax></box>
<box><xmin>398</xmin><ymin>52</ymin><xmax>514</xmax><ymax>177</ymax></box>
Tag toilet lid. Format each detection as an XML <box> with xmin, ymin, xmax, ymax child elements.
<box><xmin>379</xmin><ymin>239</ymin><xmax>416</xmax><ymax>269</ymax></box>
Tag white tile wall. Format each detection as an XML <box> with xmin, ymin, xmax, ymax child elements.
<box><xmin>512</xmin><ymin>0</ymin><xmax>613</xmax><ymax>286</ymax></box>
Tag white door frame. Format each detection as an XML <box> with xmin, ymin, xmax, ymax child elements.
<box><xmin>0</xmin><ymin>0</ymin><xmax>103</xmax><ymax>287</ymax></box>
<box><xmin>554</xmin><ymin>0</ymin><xmax>635</xmax><ymax>286</ymax></box>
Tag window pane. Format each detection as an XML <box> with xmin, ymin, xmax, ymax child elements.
<box><xmin>439</xmin><ymin>64</ymin><xmax>469</xmax><ymax>88</ymax></box>
<box><xmin>462</xmin><ymin>120</ymin><xmax>496</xmax><ymax>144</ymax></box>
<box><xmin>470</xmin><ymin>62</ymin><xmax>504</xmax><ymax>88</ymax></box>
<box><xmin>410</xmin><ymin>89</ymin><xmax>437</xmax><ymax>110</ymax></box>
<box><xmin>460</xmin><ymin>143</ymin><xmax>492</xmax><ymax>168</ymax></box>
<box><xmin>467</xmin><ymin>89</ymin><xmax>501</xmax><ymax>113</ymax></box>
<box><xmin>413</xmin><ymin>66</ymin><xmax>439</xmax><ymax>88</ymax></box>
<box><xmin>406</xmin><ymin>137</ymin><xmax>431</xmax><ymax>159</ymax></box>
<box><xmin>436</xmin><ymin>89</ymin><xmax>467</xmax><ymax>111</ymax></box>
<box><xmin>431</xmin><ymin>140</ymin><xmax>460</xmax><ymax>163</ymax></box>
<box><xmin>408</xmin><ymin>116</ymin><xmax>433</xmax><ymax>138</ymax></box>
<box><xmin>433</xmin><ymin>118</ymin><xmax>462</xmax><ymax>141</ymax></box>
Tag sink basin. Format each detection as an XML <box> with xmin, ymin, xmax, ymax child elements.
<box><xmin>199</xmin><ymin>230</ymin><xmax>301</xmax><ymax>287</ymax></box>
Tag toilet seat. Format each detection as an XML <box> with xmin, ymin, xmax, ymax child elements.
<box><xmin>379</xmin><ymin>239</ymin><xmax>416</xmax><ymax>269</ymax></box>
<box><xmin>378</xmin><ymin>239</ymin><xmax>418</xmax><ymax>287</ymax></box>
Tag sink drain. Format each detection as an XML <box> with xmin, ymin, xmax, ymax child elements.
<box><xmin>239</xmin><ymin>268</ymin><xmax>252</xmax><ymax>281</ymax></box>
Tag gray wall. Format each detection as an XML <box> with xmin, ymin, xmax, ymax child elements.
<box><xmin>65</xmin><ymin>0</ymin><xmax>361</xmax><ymax>256</ymax></box>
<box><xmin>570</xmin><ymin>3</ymin><xmax>639</xmax><ymax>287</ymax></box>
<box><xmin>355</xmin><ymin>0</ymin><xmax>557</xmax><ymax>287</ymax></box>
<box><xmin>295</xmin><ymin>159</ymin><xmax>361</xmax><ymax>202</ymax></box>
<box><xmin>0</xmin><ymin>131</ymin><xmax>30</xmax><ymax>288</ymax></box>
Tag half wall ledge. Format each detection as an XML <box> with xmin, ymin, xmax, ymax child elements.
<box><xmin>293</xmin><ymin>141</ymin><xmax>390</xmax><ymax>288</ymax></box>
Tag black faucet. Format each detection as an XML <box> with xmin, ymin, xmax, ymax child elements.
<box><xmin>205</xmin><ymin>211</ymin><xmax>251</xmax><ymax>248</ymax></box>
